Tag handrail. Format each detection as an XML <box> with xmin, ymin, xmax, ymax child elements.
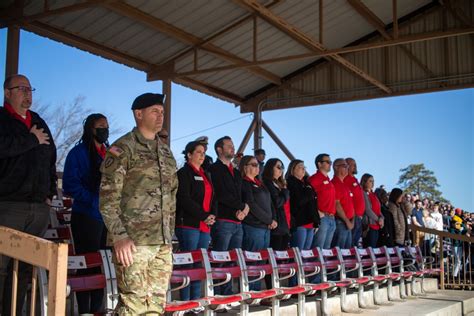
<box><xmin>0</xmin><ymin>226</ymin><xmax>68</xmax><ymax>315</ymax></box>
<box><xmin>409</xmin><ymin>224</ymin><xmax>473</xmax><ymax>243</ymax></box>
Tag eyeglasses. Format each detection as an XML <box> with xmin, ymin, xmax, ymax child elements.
<box><xmin>246</xmin><ymin>163</ymin><xmax>259</xmax><ymax>167</ymax></box>
<box><xmin>335</xmin><ymin>164</ymin><xmax>348</xmax><ymax>168</ymax></box>
<box><xmin>320</xmin><ymin>160</ymin><xmax>332</xmax><ymax>164</ymax></box>
<box><xmin>7</xmin><ymin>86</ymin><xmax>36</xmax><ymax>93</ymax></box>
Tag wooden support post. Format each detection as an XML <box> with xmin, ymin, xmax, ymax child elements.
<box><xmin>262</xmin><ymin>120</ymin><xmax>295</xmax><ymax>161</ymax></box>
<box><xmin>163</xmin><ymin>79</ymin><xmax>172</xmax><ymax>146</ymax></box>
<box><xmin>319</xmin><ymin>0</ymin><xmax>323</xmax><ymax>44</ymax></box>
<box><xmin>253</xmin><ymin>109</ymin><xmax>262</xmax><ymax>151</ymax></box>
<box><xmin>237</xmin><ymin>117</ymin><xmax>256</xmax><ymax>154</ymax></box>
<box><xmin>253</xmin><ymin>15</ymin><xmax>257</xmax><ymax>62</ymax></box>
<box><xmin>47</xmin><ymin>243</ymin><xmax>68</xmax><ymax>316</ymax></box>
<box><xmin>440</xmin><ymin>236</ymin><xmax>445</xmax><ymax>290</ymax></box>
<box><xmin>393</xmin><ymin>0</ymin><xmax>398</xmax><ymax>39</ymax></box>
<box><xmin>5</xmin><ymin>25</ymin><xmax>20</xmax><ymax>78</ymax></box>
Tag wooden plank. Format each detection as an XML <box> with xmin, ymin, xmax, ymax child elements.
<box><xmin>46</xmin><ymin>243</ymin><xmax>68</xmax><ymax>316</ymax></box>
<box><xmin>105</xmin><ymin>1</ymin><xmax>281</xmax><ymax>85</ymax></box>
<box><xmin>0</xmin><ymin>226</ymin><xmax>55</xmax><ymax>269</ymax></box>
<box><xmin>234</xmin><ymin>0</ymin><xmax>391</xmax><ymax>93</ymax></box>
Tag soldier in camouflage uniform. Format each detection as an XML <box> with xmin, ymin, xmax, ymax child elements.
<box><xmin>100</xmin><ymin>93</ymin><xmax>178</xmax><ymax>315</ymax></box>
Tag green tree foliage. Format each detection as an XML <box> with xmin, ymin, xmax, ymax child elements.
<box><xmin>397</xmin><ymin>164</ymin><xmax>447</xmax><ymax>202</ymax></box>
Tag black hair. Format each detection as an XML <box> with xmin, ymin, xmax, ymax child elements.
<box><xmin>389</xmin><ymin>188</ymin><xmax>404</xmax><ymax>205</ymax></box>
<box><xmin>214</xmin><ymin>136</ymin><xmax>231</xmax><ymax>156</ymax></box>
<box><xmin>263</xmin><ymin>158</ymin><xmax>285</xmax><ymax>188</ymax></box>
<box><xmin>81</xmin><ymin>113</ymin><xmax>107</xmax><ymax>188</ymax></box>
<box><xmin>315</xmin><ymin>153</ymin><xmax>329</xmax><ymax>169</ymax></box>
<box><xmin>183</xmin><ymin>141</ymin><xmax>205</xmax><ymax>162</ymax></box>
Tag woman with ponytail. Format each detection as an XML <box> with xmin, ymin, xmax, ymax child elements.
<box><xmin>63</xmin><ymin>113</ymin><xmax>109</xmax><ymax>314</ymax></box>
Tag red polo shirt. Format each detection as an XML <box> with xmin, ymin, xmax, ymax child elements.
<box><xmin>344</xmin><ymin>175</ymin><xmax>365</xmax><ymax>217</ymax></box>
<box><xmin>332</xmin><ymin>176</ymin><xmax>355</xmax><ymax>220</ymax></box>
<box><xmin>308</xmin><ymin>171</ymin><xmax>336</xmax><ymax>215</ymax></box>
<box><xmin>368</xmin><ymin>191</ymin><xmax>382</xmax><ymax>230</ymax></box>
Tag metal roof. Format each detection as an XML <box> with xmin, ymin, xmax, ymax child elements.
<box><xmin>1</xmin><ymin>0</ymin><xmax>473</xmax><ymax>112</ymax></box>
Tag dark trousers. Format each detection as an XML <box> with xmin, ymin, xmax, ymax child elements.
<box><xmin>71</xmin><ymin>212</ymin><xmax>107</xmax><ymax>314</ymax></box>
<box><xmin>266</xmin><ymin>234</ymin><xmax>290</xmax><ymax>290</ymax></box>
<box><xmin>0</xmin><ymin>201</ymin><xmax>50</xmax><ymax>316</ymax></box>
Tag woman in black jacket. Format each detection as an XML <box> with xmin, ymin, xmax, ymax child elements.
<box><xmin>175</xmin><ymin>141</ymin><xmax>217</xmax><ymax>301</ymax></box>
<box><xmin>239</xmin><ymin>155</ymin><xmax>275</xmax><ymax>291</ymax></box>
<box><xmin>285</xmin><ymin>159</ymin><xmax>319</xmax><ymax>251</ymax></box>
<box><xmin>263</xmin><ymin>158</ymin><xmax>290</xmax><ymax>251</ymax></box>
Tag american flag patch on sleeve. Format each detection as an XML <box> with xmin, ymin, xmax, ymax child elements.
<box><xmin>109</xmin><ymin>146</ymin><xmax>124</xmax><ymax>157</ymax></box>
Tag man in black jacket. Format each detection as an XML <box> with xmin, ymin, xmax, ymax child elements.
<box><xmin>209</xmin><ymin>136</ymin><xmax>248</xmax><ymax>294</ymax></box>
<box><xmin>0</xmin><ymin>74</ymin><xmax>56</xmax><ymax>315</ymax></box>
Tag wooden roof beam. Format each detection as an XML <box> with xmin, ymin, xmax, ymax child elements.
<box><xmin>347</xmin><ymin>0</ymin><xmax>439</xmax><ymax>79</ymax></box>
<box><xmin>175</xmin><ymin>77</ymin><xmax>244</xmax><ymax>105</ymax></box>
<box><xmin>233</xmin><ymin>0</ymin><xmax>392</xmax><ymax>94</ymax></box>
<box><xmin>21</xmin><ymin>20</ymin><xmax>151</xmax><ymax>71</ymax></box>
<box><xmin>104</xmin><ymin>1</ymin><xmax>281</xmax><ymax>85</ymax></box>
<box><xmin>1</xmin><ymin>0</ymin><xmax>107</xmax><ymax>26</ymax></box>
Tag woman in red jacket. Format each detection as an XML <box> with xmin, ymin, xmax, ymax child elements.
<box><xmin>361</xmin><ymin>173</ymin><xmax>384</xmax><ymax>248</ymax></box>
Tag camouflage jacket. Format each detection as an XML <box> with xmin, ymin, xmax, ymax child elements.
<box><xmin>100</xmin><ymin>127</ymin><xmax>178</xmax><ymax>246</ymax></box>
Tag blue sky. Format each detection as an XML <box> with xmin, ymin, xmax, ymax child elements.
<box><xmin>1</xmin><ymin>30</ymin><xmax>473</xmax><ymax>211</ymax></box>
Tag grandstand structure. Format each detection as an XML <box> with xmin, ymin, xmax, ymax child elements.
<box><xmin>1</xmin><ymin>0</ymin><xmax>473</xmax><ymax>315</ymax></box>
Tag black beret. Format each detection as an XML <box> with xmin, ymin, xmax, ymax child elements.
<box><xmin>131</xmin><ymin>93</ymin><xmax>165</xmax><ymax>110</ymax></box>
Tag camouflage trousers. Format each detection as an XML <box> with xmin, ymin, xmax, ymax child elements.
<box><xmin>114</xmin><ymin>244</ymin><xmax>172</xmax><ymax>315</ymax></box>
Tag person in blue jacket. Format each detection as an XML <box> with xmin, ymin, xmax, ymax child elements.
<box><xmin>63</xmin><ymin>113</ymin><xmax>109</xmax><ymax>314</ymax></box>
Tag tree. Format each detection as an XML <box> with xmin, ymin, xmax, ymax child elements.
<box><xmin>34</xmin><ymin>96</ymin><xmax>122</xmax><ymax>169</ymax></box>
<box><xmin>397</xmin><ymin>163</ymin><xmax>447</xmax><ymax>202</ymax></box>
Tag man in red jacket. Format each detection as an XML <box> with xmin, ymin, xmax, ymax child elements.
<box><xmin>345</xmin><ymin>158</ymin><xmax>365</xmax><ymax>247</ymax></box>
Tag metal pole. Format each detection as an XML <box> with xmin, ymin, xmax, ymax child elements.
<box><xmin>237</xmin><ymin>118</ymin><xmax>257</xmax><ymax>154</ymax></box>
<box><xmin>162</xmin><ymin>79</ymin><xmax>172</xmax><ymax>146</ymax></box>
<box><xmin>262</xmin><ymin>120</ymin><xmax>296</xmax><ymax>161</ymax></box>
<box><xmin>5</xmin><ymin>25</ymin><xmax>20</xmax><ymax>78</ymax></box>
<box><xmin>253</xmin><ymin>108</ymin><xmax>262</xmax><ymax>151</ymax></box>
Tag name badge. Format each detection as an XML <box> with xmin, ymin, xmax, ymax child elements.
<box><xmin>253</xmin><ymin>184</ymin><xmax>259</xmax><ymax>188</ymax></box>
<box><xmin>173</xmin><ymin>253</ymin><xmax>194</xmax><ymax>265</ymax></box>
<box><xmin>245</xmin><ymin>251</ymin><xmax>262</xmax><ymax>260</ymax></box>
<box><xmin>323</xmin><ymin>180</ymin><xmax>329</xmax><ymax>185</ymax></box>
<box><xmin>274</xmin><ymin>251</ymin><xmax>289</xmax><ymax>259</ymax></box>
<box><xmin>353</xmin><ymin>182</ymin><xmax>357</xmax><ymax>187</ymax></box>
<box><xmin>211</xmin><ymin>251</ymin><xmax>231</xmax><ymax>261</ymax></box>
<box><xmin>194</xmin><ymin>176</ymin><xmax>204</xmax><ymax>181</ymax></box>
<box><xmin>350</xmin><ymin>192</ymin><xmax>354</xmax><ymax>197</ymax></box>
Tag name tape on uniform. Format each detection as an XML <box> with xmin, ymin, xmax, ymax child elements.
<box><xmin>194</xmin><ymin>176</ymin><xmax>204</xmax><ymax>181</ymax></box>
<box><xmin>173</xmin><ymin>253</ymin><xmax>194</xmax><ymax>265</ymax></box>
<box><xmin>245</xmin><ymin>251</ymin><xmax>262</xmax><ymax>261</ymax></box>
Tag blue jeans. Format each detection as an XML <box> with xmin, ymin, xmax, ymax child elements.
<box><xmin>175</xmin><ymin>228</ymin><xmax>211</xmax><ymax>300</ymax></box>
<box><xmin>242</xmin><ymin>224</ymin><xmax>270</xmax><ymax>291</ymax></box>
<box><xmin>352</xmin><ymin>216</ymin><xmax>362</xmax><ymax>247</ymax></box>
<box><xmin>332</xmin><ymin>219</ymin><xmax>352</xmax><ymax>249</ymax></box>
<box><xmin>289</xmin><ymin>227</ymin><xmax>314</xmax><ymax>286</ymax></box>
<box><xmin>312</xmin><ymin>216</ymin><xmax>336</xmax><ymax>249</ymax></box>
<box><xmin>365</xmin><ymin>229</ymin><xmax>379</xmax><ymax>248</ymax></box>
<box><xmin>211</xmin><ymin>220</ymin><xmax>243</xmax><ymax>295</ymax></box>
<box><xmin>291</xmin><ymin>227</ymin><xmax>315</xmax><ymax>250</ymax></box>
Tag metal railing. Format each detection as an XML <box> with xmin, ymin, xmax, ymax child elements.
<box><xmin>0</xmin><ymin>226</ymin><xmax>68</xmax><ymax>315</ymax></box>
<box><xmin>410</xmin><ymin>224</ymin><xmax>473</xmax><ymax>290</ymax></box>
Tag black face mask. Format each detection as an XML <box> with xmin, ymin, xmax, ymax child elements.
<box><xmin>94</xmin><ymin>127</ymin><xmax>109</xmax><ymax>144</ymax></box>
